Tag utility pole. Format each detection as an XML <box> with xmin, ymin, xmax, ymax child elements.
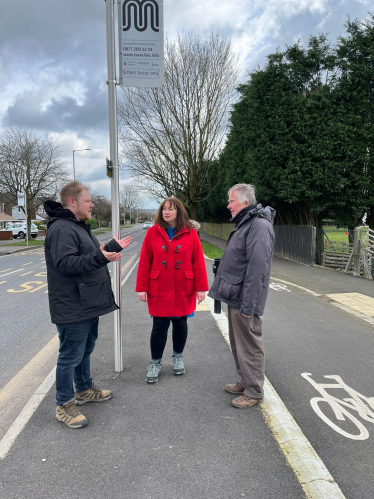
<box><xmin>105</xmin><ymin>0</ymin><xmax>122</xmax><ymax>372</ymax></box>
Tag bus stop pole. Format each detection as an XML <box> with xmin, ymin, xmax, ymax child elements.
<box><xmin>105</xmin><ymin>0</ymin><xmax>122</xmax><ymax>372</ymax></box>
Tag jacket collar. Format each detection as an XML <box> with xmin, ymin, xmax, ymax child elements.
<box><xmin>156</xmin><ymin>224</ymin><xmax>191</xmax><ymax>242</ymax></box>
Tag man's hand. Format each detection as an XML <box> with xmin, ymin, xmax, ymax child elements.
<box><xmin>115</xmin><ymin>234</ymin><xmax>132</xmax><ymax>249</ymax></box>
<box><xmin>100</xmin><ymin>244</ymin><xmax>122</xmax><ymax>261</ymax></box>
<box><xmin>242</xmin><ymin>314</ymin><xmax>252</xmax><ymax>318</ymax></box>
<box><xmin>196</xmin><ymin>291</ymin><xmax>206</xmax><ymax>304</ymax></box>
<box><xmin>138</xmin><ymin>292</ymin><xmax>147</xmax><ymax>302</ymax></box>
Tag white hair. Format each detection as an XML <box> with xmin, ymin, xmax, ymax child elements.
<box><xmin>228</xmin><ymin>184</ymin><xmax>256</xmax><ymax>205</ymax></box>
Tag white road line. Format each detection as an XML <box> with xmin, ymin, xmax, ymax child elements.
<box><xmin>121</xmin><ymin>257</ymin><xmax>140</xmax><ymax>286</ymax></box>
<box><xmin>205</xmin><ymin>295</ymin><xmax>346</xmax><ymax>499</ymax></box>
<box><xmin>270</xmin><ymin>277</ymin><xmax>320</xmax><ymax>297</ymax></box>
<box><xmin>0</xmin><ymin>367</ymin><xmax>56</xmax><ymax>460</ymax></box>
<box><xmin>326</xmin><ymin>301</ymin><xmax>374</xmax><ymax>327</ymax></box>
<box><xmin>0</xmin><ymin>269</ymin><xmax>24</xmax><ymax>277</ymax></box>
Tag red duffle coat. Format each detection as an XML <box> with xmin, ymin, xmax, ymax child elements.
<box><xmin>135</xmin><ymin>225</ymin><xmax>209</xmax><ymax>317</ymax></box>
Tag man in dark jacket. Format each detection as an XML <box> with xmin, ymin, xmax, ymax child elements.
<box><xmin>208</xmin><ymin>184</ymin><xmax>275</xmax><ymax>408</ymax></box>
<box><xmin>44</xmin><ymin>181</ymin><xmax>132</xmax><ymax>428</ymax></box>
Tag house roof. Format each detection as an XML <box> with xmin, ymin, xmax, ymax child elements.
<box><xmin>0</xmin><ymin>213</ymin><xmax>16</xmax><ymax>222</ymax></box>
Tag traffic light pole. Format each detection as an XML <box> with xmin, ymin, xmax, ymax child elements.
<box><xmin>105</xmin><ymin>0</ymin><xmax>122</xmax><ymax>372</ymax></box>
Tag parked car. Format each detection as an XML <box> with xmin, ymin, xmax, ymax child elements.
<box><xmin>143</xmin><ymin>222</ymin><xmax>153</xmax><ymax>229</ymax></box>
<box><xmin>0</xmin><ymin>222</ymin><xmax>39</xmax><ymax>239</ymax></box>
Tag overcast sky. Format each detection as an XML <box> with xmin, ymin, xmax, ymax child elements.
<box><xmin>0</xmin><ymin>0</ymin><xmax>371</xmax><ymax>206</ymax></box>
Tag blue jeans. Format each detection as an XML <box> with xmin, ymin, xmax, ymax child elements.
<box><xmin>56</xmin><ymin>318</ymin><xmax>99</xmax><ymax>406</ymax></box>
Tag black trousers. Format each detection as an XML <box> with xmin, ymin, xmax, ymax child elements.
<box><xmin>150</xmin><ymin>317</ymin><xmax>188</xmax><ymax>360</ymax></box>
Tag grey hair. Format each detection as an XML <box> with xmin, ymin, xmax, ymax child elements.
<box><xmin>228</xmin><ymin>184</ymin><xmax>256</xmax><ymax>205</ymax></box>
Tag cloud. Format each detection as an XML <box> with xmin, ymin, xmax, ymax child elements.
<box><xmin>0</xmin><ymin>0</ymin><xmax>371</xmax><ymax>196</ymax></box>
<box><xmin>4</xmin><ymin>78</ymin><xmax>108</xmax><ymax>134</ymax></box>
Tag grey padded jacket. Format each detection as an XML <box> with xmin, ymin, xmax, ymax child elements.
<box><xmin>208</xmin><ymin>204</ymin><xmax>275</xmax><ymax>316</ymax></box>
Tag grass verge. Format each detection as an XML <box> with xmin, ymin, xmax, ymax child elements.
<box><xmin>201</xmin><ymin>241</ymin><xmax>223</xmax><ymax>259</ymax></box>
<box><xmin>3</xmin><ymin>239</ymin><xmax>45</xmax><ymax>246</ymax></box>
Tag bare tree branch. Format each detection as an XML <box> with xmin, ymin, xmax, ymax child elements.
<box><xmin>0</xmin><ymin>126</ymin><xmax>68</xmax><ymax>236</ymax></box>
<box><xmin>118</xmin><ymin>31</ymin><xmax>239</xmax><ymax>218</ymax></box>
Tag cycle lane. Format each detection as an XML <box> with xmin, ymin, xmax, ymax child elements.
<box><xmin>263</xmin><ymin>282</ymin><xmax>374</xmax><ymax>499</ymax></box>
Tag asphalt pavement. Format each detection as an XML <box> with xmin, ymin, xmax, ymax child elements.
<box><xmin>0</xmin><ymin>230</ymin><xmax>373</xmax><ymax>498</ymax></box>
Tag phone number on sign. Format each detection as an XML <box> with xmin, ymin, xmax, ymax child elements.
<box><xmin>123</xmin><ymin>47</ymin><xmax>153</xmax><ymax>52</ymax></box>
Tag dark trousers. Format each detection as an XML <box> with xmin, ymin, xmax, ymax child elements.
<box><xmin>56</xmin><ymin>317</ymin><xmax>99</xmax><ymax>406</ymax></box>
<box><xmin>227</xmin><ymin>306</ymin><xmax>264</xmax><ymax>399</ymax></box>
<box><xmin>150</xmin><ymin>317</ymin><xmax>188</xmax><ymax>360</ymax></box>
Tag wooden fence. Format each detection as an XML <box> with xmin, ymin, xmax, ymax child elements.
<box><xmin>200</xmin><ymin>222</ymin><xmax>373</xmax><ymax>279</ymax></box>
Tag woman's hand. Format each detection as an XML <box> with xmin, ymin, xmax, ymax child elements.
<box><xmin>196</xmin><ymin>291</ymin><xmax>206</xmax><ymax>304</ymax></box>
<box><xmin>138</xmin><ymin>292</ymin><xmax>147</xmax><ymax>302</ymax></box>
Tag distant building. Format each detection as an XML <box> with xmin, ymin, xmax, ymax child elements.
<box><xmin>0</xmin><ymin>204</ymin><xmax>16</xmax><ymax>229</ymax></box>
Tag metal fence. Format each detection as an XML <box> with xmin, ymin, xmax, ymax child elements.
<box><xmin>273</xmin><ymin>225</ymin><xmax>314</xmax><ymax>265</ymax></box>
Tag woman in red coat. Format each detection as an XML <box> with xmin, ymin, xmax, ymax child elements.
<box><xmin>136</xmin><ymin>197</ymin><xmax>209</xmax><ymax>383</ymax></box>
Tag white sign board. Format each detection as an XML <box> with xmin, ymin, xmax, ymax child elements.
<box><xmin>17</xmin><ymin>192</ymin><xmax>25</xmax><ymax>207</ymax></box>
<box><xmin>118</xmin><ymin>0</ymin><xmax>164</xmax><ymax>88</ymax></box>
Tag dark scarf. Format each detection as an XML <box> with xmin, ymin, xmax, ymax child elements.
<box><xmin>231</xmin><ymin>204</ymin><xmax>257</xmax><ymax>226</ymax></box>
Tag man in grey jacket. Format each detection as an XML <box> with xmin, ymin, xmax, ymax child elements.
<box><xmin>44</xmin><ymin>181</ymin><xmax>132</xmax><ymax>428</ymax></box>
<box><xmin>208</xmin><ymin>184</ymin><xmax>275</xmax><ymax>408</ymax></box>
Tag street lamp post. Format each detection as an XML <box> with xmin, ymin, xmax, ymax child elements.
<box><xmin>73</xmin><ymin>149</ymin><xmax>91</xmax><ymax>180</ymax></box>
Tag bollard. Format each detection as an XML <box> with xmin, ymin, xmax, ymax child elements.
<box><xmin>212</xmin><ymin>257</ymin><xmax>222</xmax><ymax>314</ymax></box>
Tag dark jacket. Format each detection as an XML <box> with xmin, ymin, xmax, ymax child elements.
<box><xmin>208</xmin><ymin>204</ymin><xmax>275</xmax><ymax>316</ymax></box>
<box><xmin>44</xmin><ymin>200</ymin><xmax>121</xmax><ymax>324</ymax></box>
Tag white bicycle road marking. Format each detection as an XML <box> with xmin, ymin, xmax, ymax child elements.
<box><xmin>302</xmin><ymin>373</ymin><xmax>374</xmax><ymax>440</ymax></box>
<box><xmin>269</xmin><ymin>282</ymin><xmax>291</xmax><ymax>292</ymax></box>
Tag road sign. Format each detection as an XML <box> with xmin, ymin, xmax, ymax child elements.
<box><xmin>17</xmin><ymin>192</ymin><xmax>25</xmax><ymax>207</ymax></box>
<box><xmin>118</xmin><ymin>0</ymin><xmax>164</xmax><ymax>88</ymax></box>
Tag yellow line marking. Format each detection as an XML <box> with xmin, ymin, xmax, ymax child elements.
<box><xmin>41</xmin><ymin>265</ymin><xmax>47</xmax><ymax>269</ymax></box>
<box><xmin>20</xmin><ymin>271</ymin><xmax>33</xmax><ymax>276</ymax></box>
<box><xmin>0</xmin><ymin>281</ymin><xmax>6</xmax><ymax>285</ymax></box>
<box><xmin>7</xmin><ymin>281</ymin><xmax>44</xmax><ymax>293</ymax></box>
<box><xmin>34</xmin><ymin>271</ymin><xmax>47</xmax><ymax>277</ymax></box>
<box><xmin>0</xmin><ymin>268</ymin><xmax>12</xmax><ymax>273</ymax></box>
<box><xmin>29</xmin><ymin>283</ymin><xmax>48</xmax><ymax>293</ymax></box>
<box><xmin>0</xmin><ymin>334</ymin><xmax>58</xmax><ymax>407</ymax></box>
<box><xmin>0</xmin><ymin>335</ymin><xmax>58</xmax><ymax>448</ymax></box>
<box><xmin>23</xmin><ymin>262</ymin><xmax>33</xmax><ymax>266</ymax></box>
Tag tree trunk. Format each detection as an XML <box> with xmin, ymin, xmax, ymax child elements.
<box><xmin>27</xmin><ymin>202</ymin><xmax>33</xmax><ymax>239</ymax></box>
<box><xmin>190</xmin><ymin>203</ymin><xmax>198</xmax><ymax>222</ymax></box>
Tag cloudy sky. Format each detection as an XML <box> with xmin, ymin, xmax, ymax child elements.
<box><xmin>0</xmin><ymin>0</ymin><xmax>370</xmax><ymax>206</ymax></box>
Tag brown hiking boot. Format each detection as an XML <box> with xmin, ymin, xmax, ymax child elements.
<box><xmin>231</xmin><ymin>394</ymin><xmax>263</xmax><ymax>408</ymax></box>
<box><xmin>56</xmin><ymin>399</ymin><xmax>88</xmax><ymax>429</ymax></box>
<box><xmin>75</xmin><ymin>381</ymin><xmax>112</xmax><ymax>406</ymax></box>
<box><xmin>225</xmin><ymin>382</ymin><xmax>245</xmax><ymax>394</ymax></box>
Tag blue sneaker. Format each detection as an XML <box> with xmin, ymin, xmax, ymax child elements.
<box><xmin>146</xmin><ymin>360</ymin><xmax>161</xmax><ymax>383</ymax></box>
<box><xmin>171</xmin><ymin>354</ymin><xmax>185</xmax><ymax>375</ymax></box>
